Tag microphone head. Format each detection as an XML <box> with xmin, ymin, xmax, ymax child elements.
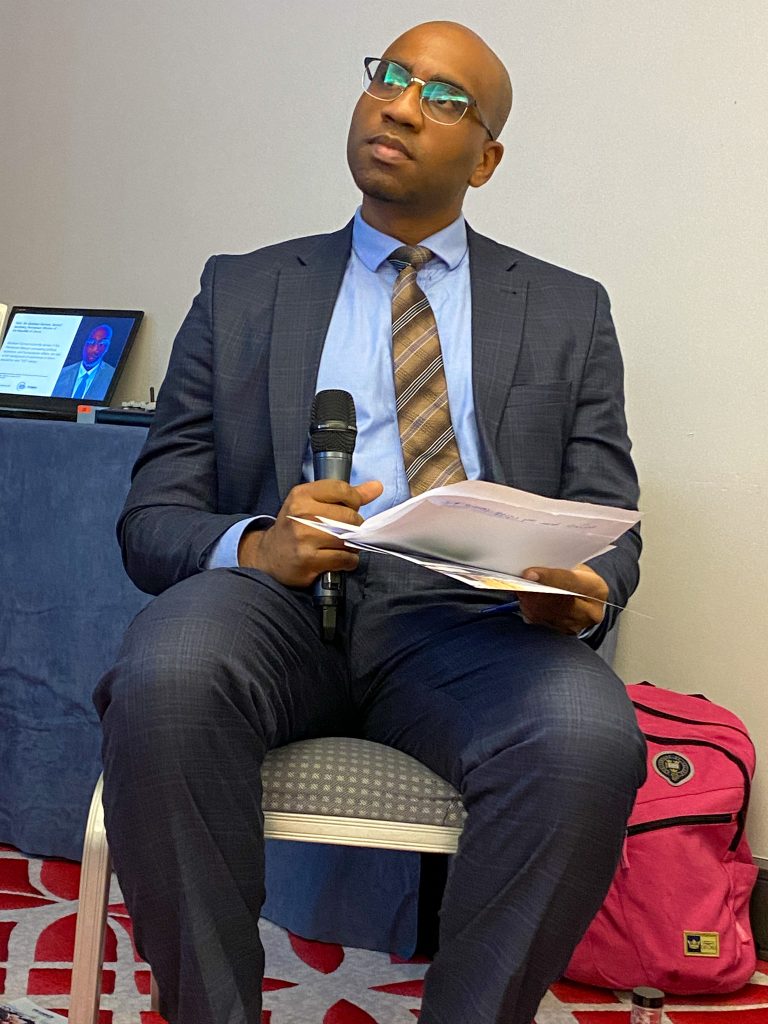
<box><xmin>310</xmin><ymin>389</ymin><xmax>357</xmax><ymax>455</ymax></box>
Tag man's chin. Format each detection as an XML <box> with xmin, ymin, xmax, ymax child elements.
<box><xmin>362</xmin><ymin>186</ymin><xmax>399</xmax><ymax>203</ymax></box>
<box><xmin>350</xmin><ymin>163</ymin><xmax>413</xmax><ymax>205</ymax></box>
<box><xmin>358</xmin><ymin>176</ymin><xmax>415</xmax><ymax>206</ymax></box>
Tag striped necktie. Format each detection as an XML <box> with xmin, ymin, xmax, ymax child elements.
<box><xmin>389</xmin><ymin>245</ymin><xmax>466</xmax><ymax>495</ymax></box>
<box><xmin>72</xmin><ymin>369</ymin><xmax>91</xmax><ymax>399</ymax></box>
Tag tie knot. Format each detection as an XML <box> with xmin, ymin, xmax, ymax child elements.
<box><xmin>388</xmin><ymin>245</ymin><xmax>434</xmax><ymax>273</ymax></box>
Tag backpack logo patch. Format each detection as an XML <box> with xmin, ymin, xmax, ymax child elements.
<box><xmin>684</xmin><ymin>931</ymin><xmax>720</xmax><ymax>957</ymax></box>
<box><xmin>653</xmin><ymin>751</ymin><xmax>694</xmax><ymax>786</ymax></box>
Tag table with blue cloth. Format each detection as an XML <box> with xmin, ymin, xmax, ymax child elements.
<box><xmin>0</xmin><ymin>417</ymin><xmax>423</xmax><ymax>955</ymax></box>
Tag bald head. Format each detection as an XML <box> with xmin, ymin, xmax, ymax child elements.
<box><xmin>383</xmin><ymin>21</ymin><xmax>513</xmax><ymax>139</ymax></box>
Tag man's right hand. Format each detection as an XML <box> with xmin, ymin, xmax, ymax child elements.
<box><xmin>237</xmin><ymin>479</ymin><xmax>384</xmax><ymax>587</ymax></box>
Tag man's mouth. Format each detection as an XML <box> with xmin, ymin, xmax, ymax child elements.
<box><xmin>368</xmin><ymin>134</ymin><xmax>413</xmax><ymax>163</ymax></box>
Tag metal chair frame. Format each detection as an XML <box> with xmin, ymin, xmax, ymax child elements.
<box><xmin>69</xmin><ymin>745</ymin><xmax>462</xmax><ymax>1024</ymax></box>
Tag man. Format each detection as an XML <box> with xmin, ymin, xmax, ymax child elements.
<box><xmin>51</xmin><ymin>323</ymin><xmax>114</xmax><ymax>399</ymax></box>
<box><xmin>95</xmin><ymin>21</ymin><xmax>646</xmax><ymax>1024</ymax></box>
<box><xmin>0</xmin><ymin>1009</ymin><xmax>35</xmax><ymax>1024</ymax></box>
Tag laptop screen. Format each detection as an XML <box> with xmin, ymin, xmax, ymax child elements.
<box><xmin>0</xmin><ymin>306</ymin><xmax>144</xmax><ymax>416</ymax></box>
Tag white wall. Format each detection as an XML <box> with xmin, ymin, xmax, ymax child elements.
<box><xmin>2</xmin><ymin>2</ymin><xmax>767</xmax><ymax>854</ymax></box>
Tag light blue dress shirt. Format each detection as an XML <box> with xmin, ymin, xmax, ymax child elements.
<box><xmin>208</xmin><ymin>208</ymin><xmax>483</xmax><ymax>568</ymax></box>
<box><xmin>71</xmin><ymin>362</ymin><xmax>99</xmax><ymax>399</ymax></box>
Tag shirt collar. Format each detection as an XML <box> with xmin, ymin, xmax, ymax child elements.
<box><xmin>352</xmin><ymin>207</ymin><xmax>467</xmax><ymax>273</ymax></box>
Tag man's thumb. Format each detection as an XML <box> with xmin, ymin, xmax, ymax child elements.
<box><xmin>357</xmin><ymin>480</ymin><xmax>384</xmax><ymax>504</ymax></box>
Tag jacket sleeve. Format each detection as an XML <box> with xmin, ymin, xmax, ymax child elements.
<box><xmin>560</xmin><ymin>282</ymin><xmax>641</xmax><ymax>648</ymax></box>
<box><xmin>117</xmin><ymin>256</ymin><xmax>253</xmax><ymax>595</ymax></box>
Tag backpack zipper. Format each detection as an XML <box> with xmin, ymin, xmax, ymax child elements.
<box><xmin>627</xmin><ymin>813</ymin><xmax>733</xmax><ymax>837</ymax></box>
<box><xmin>643</xmin><ymin>733</ymin><xmax>750</xmax><ymax>852</ymax></box>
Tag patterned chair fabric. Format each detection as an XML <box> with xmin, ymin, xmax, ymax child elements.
<box><xmin>262</xmin><ymin>737</ymin><xmax>466</xmax><ymax>828</ymax></box>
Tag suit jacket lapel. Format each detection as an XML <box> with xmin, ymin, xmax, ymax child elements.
<box><xmin>269</xmin><ymin>221</ymin><xmax>353</xmax><ymax>501</ymax></box>
<box><xmin>467</xmin><ymin>226</ymin><xmax>528</xmax><ymax>481</ymax></box>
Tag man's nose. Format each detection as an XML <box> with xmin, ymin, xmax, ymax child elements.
<box><xmin>380</xmin><ymin>82</ymin><xmax>423</xmax><ymax>128</ymax></box>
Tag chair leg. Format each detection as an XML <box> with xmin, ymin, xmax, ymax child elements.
<box><xmin>150</xmin><ymin>972</ymin><xmax>161</xmax><ymax>1012</ymax></box>
<box><xmin>69</xmin><ymin>774</ymin><xmax>112</xmax><ymax>1024</ymax></box>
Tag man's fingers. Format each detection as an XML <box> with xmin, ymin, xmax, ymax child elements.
<box><xmin>518</xmin><ymin>592</ymin><xmax>570</xmax><ymax>622</ymax></box>
<box><xmin>523</xmin><ymin>566</ymin><xmax>579</xmax><ymax>591</ymax></box>
<box><xmin>303</xmin><ymin>503</ymin><xmax>364</xmax><ymax>527</ymax></box>
<box><xmin>518</xmin><ymin>564</ymin><xmax>609</xmax><ymax>635</ymax></box>
<box><xmin>307</xmin><ymin>547</ymin><xmax>360</xmax><ymax>573</ymax></box>
<box><xmin>517</xmin><ymin>594</ymin><xmax>583</xmax><ymax>634</ymax></box>
<box><xmin>286</xmin><ymin>517</ymin><xmax>361</xmax><ymax>565</ymax></box>
<box><xmin>523</xmin><ymin>564</ymin><xmax>609</xmax><ymax>601</ymax></box>
<box><xmin>283</xmin><ymin>480</ymin><xmax>383</xmax><ymax>526</ymax></box>
<box><xmin>286</xmin><ymin>546</ymin><xmax>360</xmax><ymax>586</ymax></box>
<box><xmin>293</xmin><ymin>479</ymin><xmax>381</xmax><ymax>511</ymax></box>
<box><xmin>255</xmin><ymin>523</ymin><xmax>360</xmax><ymax>585</ymax></box>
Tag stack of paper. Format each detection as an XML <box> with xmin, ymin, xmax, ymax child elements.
<box><xmin>293</xmin><ymin>480</ymin><xmax>640</xmax><ymax>597</ymax></box>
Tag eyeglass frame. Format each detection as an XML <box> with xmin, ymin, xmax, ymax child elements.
<box><xmin>362</xmin><ymin>57</ymin><xmax>495</xmax><ymax>140</ymax></box>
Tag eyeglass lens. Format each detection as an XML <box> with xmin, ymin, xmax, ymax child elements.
<box><xmin>363</xmin><ymin>59</ymin><xmax>471</xmax><ymax>125</ymax></box>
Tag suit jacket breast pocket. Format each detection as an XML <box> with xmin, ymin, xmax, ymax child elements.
<box><xmin>497</xmin><ymin>381</ymin><xmax>573</xmax><ymax>494</ymax></box>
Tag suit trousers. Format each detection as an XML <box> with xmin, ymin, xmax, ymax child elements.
<box><xmin>94</xmin><ymin>554</ymin><xmax>646</xmax><ymax>1024</ymax></box>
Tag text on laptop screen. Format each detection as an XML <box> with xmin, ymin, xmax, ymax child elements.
<box><xmin>0</xmin><ymin>310</ymin><xmax>142</xmax><ymax>402</ymax></box>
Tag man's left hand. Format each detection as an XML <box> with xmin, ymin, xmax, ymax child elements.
<box><xmin>517</xmin><ymin>563</ymin><xmax>609</xmax><ymax>635</ymax></box>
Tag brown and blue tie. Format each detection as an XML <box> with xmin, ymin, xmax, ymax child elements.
<box><xmin>389</xmin><ymin>245</ymin><xmax>467</xmax><ymax>495</ymax></box>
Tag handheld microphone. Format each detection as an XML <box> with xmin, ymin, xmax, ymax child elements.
<box><xmin>309</xmin><ymin>389</ymin><xmax>357</xmax><ymax>641</ymax></box>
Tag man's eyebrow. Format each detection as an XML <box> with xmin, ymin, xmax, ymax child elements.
<box><xmin>386</xmin><ymin>56</ymin><xmax>472</xmax><ymax>96</ymax></box>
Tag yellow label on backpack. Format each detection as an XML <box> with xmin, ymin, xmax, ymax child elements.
<box><xmin>684</xmin><ymin>931</ymin><xmax>720</xmax><ymax>957</ymax></box>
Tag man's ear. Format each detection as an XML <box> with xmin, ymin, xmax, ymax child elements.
<box><xmin>468</xmin><ymin>141</ymin><xmax>504</xmax><ymax>189</ymax></box>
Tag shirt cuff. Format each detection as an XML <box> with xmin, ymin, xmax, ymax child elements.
<box><xmin>578</xmin><ymin>621</ymin><xmax>601</xmax><ymax>640</ymax></box>
<box><xmin>205</xmin><ymin>516</ymin><xmax>276</xmax><ymax>569</ymax></box>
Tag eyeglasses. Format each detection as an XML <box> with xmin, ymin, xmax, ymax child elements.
<box><xmin>362</xmin><ymin>57</ymin><xmax>495</xmax><ymax>140</ymax></box>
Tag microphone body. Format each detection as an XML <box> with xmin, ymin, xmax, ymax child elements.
<box><xmin>313</xmin><ymin>449</ymin><xmax>353</xmax><ymax>486</ymax></box>
<box><xmin>309</xmin><ymin>390</ymin><xmax>357</xmax><ymax>641</ymax></box>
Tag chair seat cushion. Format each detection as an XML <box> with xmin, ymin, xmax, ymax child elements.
<box><xmin>262</xmin><ymin>737</ymin><xmax>465</xmax><ymax>828</ymax></box>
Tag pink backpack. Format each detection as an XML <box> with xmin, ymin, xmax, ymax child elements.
<box><xmin>566</xmin><ymin>682</ymin><xmax>758</xmax><ymax>994</ymax></box>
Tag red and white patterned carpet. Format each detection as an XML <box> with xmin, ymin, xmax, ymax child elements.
<box><xmin>2</xmin><ymin>845</ymin><xmax>767</xmax><ymax>1023</ymax></box>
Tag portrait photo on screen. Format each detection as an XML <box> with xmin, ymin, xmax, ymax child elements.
<box><xmin>50</xmin><ymin>316</ymin><xmax>136</xmax><ymax>401</ymax></box>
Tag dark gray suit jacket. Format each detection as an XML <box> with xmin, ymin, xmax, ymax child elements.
<box><xmin>119</xmin><ymin>221</ymin><xmax>641</xmax><ymax>644</ymax></box>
